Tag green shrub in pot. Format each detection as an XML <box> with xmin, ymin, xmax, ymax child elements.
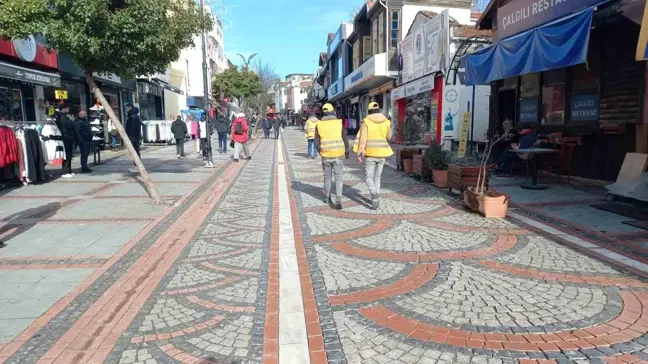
<box><xmin>424</xmin><ymin>142</ymin><xmax>449</xmax><ymax>171</ymax></box>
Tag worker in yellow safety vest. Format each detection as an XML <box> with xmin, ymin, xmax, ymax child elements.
<box><xmin>315</xmin><ymin>103</ymin><xmax>349</xmax><ymax>210</ymax></box>
<box><xmin>355</xmin><ymin>101</ymin><xmax>393</xmax><ymax>210</ymax></box>
<box><xmin>304</xmin><ymin>113</ymin><xmax>319</xmax><ymax>158</ymax></box>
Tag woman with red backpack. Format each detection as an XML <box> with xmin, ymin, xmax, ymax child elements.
<box><xmin>231</xmin><ymin>113</ymin><xmax>251</xmax><ymax>162</ymax></box>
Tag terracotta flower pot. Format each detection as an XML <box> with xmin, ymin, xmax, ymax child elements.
<box><xmin>477</xmin><ymin>191</ymin><xmax>509</xmax><ymax>218</ymax></box>
<box><xmin>432</xmin><ymin>169</ymin><xmax>448</xmax><ymax>188</ymax></box>
<box><xmin>403</xmin><ymin>159</ymin><xmax>413</xmax><ymax>174</ymax></box>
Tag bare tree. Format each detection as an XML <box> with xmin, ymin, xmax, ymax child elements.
<box><xmin>245</xmin><ymin>58</ymin><xmax>281</xmax><ymax>116</ymax></box>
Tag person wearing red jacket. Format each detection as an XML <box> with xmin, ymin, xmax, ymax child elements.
<box><xmin>231</xmin><ymin>113</ymin><xmax>251</xmax><ymax>162</ymax></box>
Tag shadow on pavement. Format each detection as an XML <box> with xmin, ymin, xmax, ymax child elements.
<box><xmin>290</xmin><ymin>180</ymin><xmax>372</xmax><ymax>208</ymax></box>
<box><xmin>0</xmin><ymin>201</ymin><xmax>63</xmax><ymax>248</ymax></box>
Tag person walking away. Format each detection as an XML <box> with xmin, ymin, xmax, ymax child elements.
<box><xmin>199</xmin><ymin>116</ymin><xmax>214</xmax><ymax>168</ymax></box>
<box><xmin>315</xmin><ymin>103</ymin><xmax>349</xmax><ymax>210</ymax></box>
<box><xmin>304</xmin><ymin>114</ymin><xmax>319</xmax><ymax>158</ymax></box>
<box><xmin>55</xmin><ymin>103</ymin><xmax>75</xmax><ymax>178</ymax></box>
<box><xmin>73</xmin><ymin>109</ymin><xmax>93</xmax><ymax>173</ymax></box>
<box><xmin>125</xmin><ymin>103</ymin><xmax>143</xmax><ymax>171</ymax></box>
<box><xmin>272</xmin><ymin>116</ymin><xmax>281</xmax><ymax>139</ymax></box>
<box><xmin>232</xmin><ymin>113</ymin><xmax>251</xmax><ymax>162</ymax></box>
<box><xmin>355</xmin><ymin>102</ymin><xmax>393</xmax><ymax>210</ymax></box>
<box><xmin>263</xmin><ymin>117</ymin><xmax>271</xmax><ymax>139</ymax></box>
<box><xmin>215</xmin><ymin>110</ymin><xmax>230</xmax><ymax>154</ymax></box>
<box><xmin>171</xmin><ymin>115</ymin><xmax>188</xmax><ymax>158</ymax></box>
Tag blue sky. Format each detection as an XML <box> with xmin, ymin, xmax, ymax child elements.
<box><xmin>212</xmin><ymin>0</ymin><xmax>364</xmax><ymax>78</ymax></box>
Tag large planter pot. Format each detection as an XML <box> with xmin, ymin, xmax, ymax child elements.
<box><xmin>477</xmin><ymin>191</ymin><xmax>509</xmax><ymax>218</ymax></box>
<box><xmin>432</xmin><ymin>169</ymin><xmax>448</xmax><ymax>188</ymax></box>
<box><xmin>403</xmin><ymin>159</ymin><xmax>413</xmax><ymax>174</ymax></box>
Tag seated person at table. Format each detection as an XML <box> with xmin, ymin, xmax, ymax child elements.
<box><xmin>494</xmin><ymin>125</ymin><xmax>538</xmax><ymax>175</ymax></box>
<box><xmin>491</xmin><ymin>119</ymin><xmax>519</xmax><ymax>163</ymax></box>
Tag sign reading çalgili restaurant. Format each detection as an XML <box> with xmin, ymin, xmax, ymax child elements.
<box><xmin>497</xmin><ymin>0</ymin><xmax>602</xmax><ymax>39</ymax></box>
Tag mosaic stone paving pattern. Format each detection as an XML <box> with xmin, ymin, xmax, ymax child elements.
<box><xmin>280</xmin><ymin>127</ymin><xmax>648</xmax><ymax>364</ymax></box>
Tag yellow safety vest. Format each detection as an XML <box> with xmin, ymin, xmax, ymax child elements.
<box><xmin>305</xmin><ymin>119</ymin><xmax>318</xmax><ymax>139</ymax></box>
<box><xmin>317</xmin><ymin>119</ymin><xmax>345</xmax><ymax>158</ymax></box>
<box><xmin>363</xmin><ymin>118</ymin><xmax>393</xmax><ymax>158</ymax></box>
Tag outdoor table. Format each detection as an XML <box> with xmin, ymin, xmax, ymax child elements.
<box><xmin>509</xmin><ymin>148</ymin><xmax>560</xmax><ymax>190</ymax></box>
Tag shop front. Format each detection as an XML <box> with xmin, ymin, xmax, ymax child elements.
<box><xmin>391</xmin><ymin>74</ymin><xmax>442</xmax><ymax>144</ymax></box>
<box><xmin>137</xmin><ymin>80</ymin><xmax>164</xmax><ymax>121</ymax></box>
<box><xmin>464</xmin><ymin>0</ymin><xmax>642</xmax><ymax>180</ymax></box>
<box><xmin>0</xmin><ymin>35</ymin><xmax>61</xmax><ymax>122</ymax></box>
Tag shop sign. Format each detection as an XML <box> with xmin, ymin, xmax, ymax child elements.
<box><xmin>93</xmin><ymin>72</ymin><xmax>122</xmax><ymax>85</ymax></box>
<box><xmin>0</xmin><ymin>61</ymin><xmax>61</xmax><ymax>87</ymax></box>
<box><xmin>345</xmin><ymin>55</ymin><xmax>376</xmax><ymax>89</ymax></box>
<box><xmin>400</xmin><ymin>35</ymin><xmax>414</xmax><ymax>83</ymax></box>
<box><xmin>328</xmin><ymin>78</ymin><xmax>343</xmax><ymax>99</ymax></box>
<box><xmin>405</xmin><ymin>74</ymin><xmax>435</xmax><ymax>97</ymax></box>
<box><xmin>391</xmin><ymin>86</ymin><xmax>405</xmax><ymax>100</ymax></box>
<box><xmin>55</xmin><ymin>90</ymin><xmax>68</xmax><ymax>100</ymax></box>
<box><xmin>442</xmin><ymin>84</ymin><xmax>460</xmax><ymax>139</ymax></box>
<box><xmin>401</xmin><ymin>10</ymin><xmax>450</xmax><ymax>83</ymax></box>
<box><xmin>457</xmin><ymin>112</ymin><xmax>471</xmax><ymax>158</ymax></box>
<box><xmin>497</xmin><ymin>0</ymin><xmax>600</xmax><ymax>40</ymax></box>
<box><xmin>570</xmin><ymin>93</ymin><xmax>599</xmax><ymax>122</ymax></box>
<box><xmin>519</xmin><ymin>98</ymin><xmax>539</xmax><ymax>123</ymax></box>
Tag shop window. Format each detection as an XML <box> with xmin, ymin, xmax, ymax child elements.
<box><xmin>390</xmin><ymin>9</ymin><xmax>400</xmax><ymax>48</ymax></box>
<box><xmin>520</xmin><ymin>73</ymin><xmax>540</xmax><ymax>98</ymax></box>
<box><xmin>0</xmin><ymin>87</ymin><xmax>24</xmax><ymax>122</ymax></box>
<box><xmin>569</xmin><ymin>92</ymin><xmax>599</xmax><ymax>123</ymax></box>
<box><xmin>353</xmin><ymin>40</ymin><xmax>360</xmax><ymax>70</ymax></box>
<box><xmin>541</xmin><ymin>69</ymin><xmax>566</xmax><ymax>125</ymax></box>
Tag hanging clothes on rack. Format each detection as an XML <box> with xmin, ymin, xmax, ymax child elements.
<box><xmin>24</xmin><ymin>129</ymin><xmax>46</xmax><ymax>182</ymax></box>
<box><xmin>0</xmin><ymin>127</ymin><xmax>19</xmax><ymax>167</ymax></box>
<box><xmin>40</xmin><ymin>124</ymin><xmax>66</xmax><ymax>162</ymax></box>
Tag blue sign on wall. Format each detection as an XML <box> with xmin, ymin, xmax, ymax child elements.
<box><xmin>497</xmin><ymin>0</ymin><xmax>601</xmax><ymax>39</ymax></box>
<box><xmin>570</xmin><ymin>93</ymin><xmax>599</xmax><ymax>122</ymax></box>
<box><xmin>518</xmin><ymin>98</ymin><xmax>538</xmax><ymax>123</ymax></box>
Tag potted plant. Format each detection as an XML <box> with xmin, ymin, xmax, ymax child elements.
<box><xmin>424</xmin><ymin>142</ymin><xmax>449</xmax><ymax>188</ymax></box>
<box><xmin>465</xmin><ymin>126</ymin><xmax>511</xmax><ymax>218</ymax></box>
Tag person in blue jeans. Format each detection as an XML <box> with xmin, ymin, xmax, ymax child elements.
<box><xmin>304</xmin><ymin>114</ymin><xmax>319</xmax><ymax>158</ymax></box>
<box><xmin>214</xmin><ymin>111</ymin><xmax>230</xmax><ymax>154</ymax></box>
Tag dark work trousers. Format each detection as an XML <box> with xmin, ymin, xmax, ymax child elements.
<box><xmin>62</xmin><ymin>138</ymin><xmax>74</xmax><ymax>175</ymax></box>
<box><xmin>130</xmin><ymin>137</ymin><xmax>141</xmax><ymax>166</ymax></box>
<box><xmin>80</xmin><ymin>141</ymin><xmax>92</xmax><ymax>170</ymax></box>
<box><xmin>200</xmin><ymin>138</ymin><xmax>213</xmax><ymax>163</ymax></box>
<box><xmin>274</xmin><ymin>127</ymin><xmax>280</xmax><ymax>139</ymax></box>
<box><xmin>176</xmin><ymin>138</ymin><xmax>185</xmax><ymax>157</ymax></box>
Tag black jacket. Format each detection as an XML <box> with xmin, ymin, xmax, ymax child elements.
<box><xmin>214</xmin><ymin>115</ymin><xmax>230</xmax><ymax>133</ymax></box>
<box><xmin>170</xmin><ymin>118</ymin><xmax>188</xmax><ymax>139</ymax></box>
<box><xmin>74</xmin><ymin>117</ymin><xmax>93</xmax><ymax>142</ymax></box>
<box><xmin>125</xmin><ymin>107</ymin><xmax>142</xmax><ymax>139</ymax></box>
<box><xmin>55</xmin><ymin>111</ymin><xmax>75</xmax><ymax>141</ymax></box>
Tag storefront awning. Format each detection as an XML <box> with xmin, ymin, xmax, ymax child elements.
<box><xmin>0</xmin><ymin>61</ymin><xmax>61</xmax><ymax>87</ymax></box>
<box><xmin>462</xmin><ymin>8</ymin><xmax>593</xmax><ymax>86</ymax></box>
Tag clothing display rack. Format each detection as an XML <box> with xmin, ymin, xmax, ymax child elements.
<box><xmin>89</xmin><ymin>104</ymin><xmax>104</xmax><ymax>165</ymax></box>
<box><xmin>142</xmin><ymin>120</ymin><xmax>172</xmax><ymax>145</ymax></box>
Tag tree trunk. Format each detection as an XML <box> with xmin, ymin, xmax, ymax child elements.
<box><xmin>84</xmin><ymin>71</ymin><xmax>163</xmax><ymax>204</ymax></box>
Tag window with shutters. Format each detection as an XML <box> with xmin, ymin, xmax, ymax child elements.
<box><xmin>353</xmin><ymin>40</ymin><xmax>360</xmax><ymax>70</ymax></box>
<box><xmin>363</xmin><ymin>36</ymin><xmax>372</xmax><ymax>62</ymax></box>
<box><xmin>372</xmin><ymin>18</ymin><xmax>378</xmax><ymax>56</ymax></box>
<box><xmin>378</xmin><ymin>12</ymin><xmax>385</xmax><ymax>54</ymax></box>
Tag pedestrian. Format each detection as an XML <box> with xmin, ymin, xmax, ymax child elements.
<box><xmin>73</xmin><ymin>108</ymin><xmax>93</xmax><ymax>174</ymax></box>
<box><xmin>215</xmin><ymin>109</ymin><xmax>230</xmax><ymax>154</ymax></box>
<box><xmin>355</xmin><ymin>102</ymin><xmax>393</xmax><ymax>210</ymax></box>
<box><xmin>125</xmin><ymin>103</ymin><xmax>143</xmax><ymax>170</ymax></box>
<box><xmin>198</xmin><ymin>116</ymin><xmax>214</xmax><ymax>168</ymax></box>
<box><xmin>315</xmin><ymin>103</ymin><xmax>349</xmax><ymax>210</ymax></box>
<box><xmin>231</xmin><ymin>113</ymin><xmax>251</xmax><ymax>162</ymax></box>
<box><xmin>171</xmin><ymin>115</ymin><xmax>188</xmax><ymax>158</ymax></box>
<box><xmin>263</xmin><ymin>117</ymin><xmax>271</xmax><ymax>138</ymax></box>
<box><xmin>54</xmin><ymin>103</ymin><xmax>75</xmax><ymax>178</ymax></box>
<box><xmin>304</xmin><ymin>113</ymin><xmax>319</xmax><ymax>158</ymax></box>
<box><xmin>272</xmin><ymin>115</ymin><xmax>281</xmax><ymax>139</ymax></box>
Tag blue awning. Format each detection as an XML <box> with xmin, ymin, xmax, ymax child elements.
<box><xmin>462</xmin><ymin>8</ymin><xmax>593</xmax><ymax>86</ymax></box>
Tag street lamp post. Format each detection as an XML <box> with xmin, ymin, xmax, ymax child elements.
<box><xmin>199</xmin><ymin>0</ymin><xmax>213</xmax><ymax>166</ymax></box>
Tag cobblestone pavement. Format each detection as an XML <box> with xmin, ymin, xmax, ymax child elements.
<box><xmin>280</xmin><ymin>127</ymin><xmax>648</xmax><ymax>364</ymax></box>
<box><xmin>2</xmin><ymin>128</ymin><xmax>648</xmax><ymax>364</ymax></box>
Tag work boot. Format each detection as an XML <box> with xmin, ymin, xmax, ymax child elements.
<box><xmin>334</xmin><ymin>198</ymin><xmax>343</xmax><ymax>210</ymax></box>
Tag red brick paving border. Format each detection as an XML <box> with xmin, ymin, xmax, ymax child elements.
<box><xmin>183</xmin><ymin>248</ymin><xmax>250</xmax><ymax>263</ymax></box>
<box><xmin>130</xmin><ymin>316</ymin><xmax>225</xmax><ymax>343</ymax></box>
<box><xmin>478</xmin><ymin>260</ymin><xmax>648</xmax><ymax>288</ymax></box>
<box><xmin>200</xmin><ymin>262</ymin><xmax>257</xmax><ymax>276</ymax></box>
<box><xmin>359</xmin><ymin>290</ymin><xmax>648</xmax><ymax>352</ymax></box>
<box><xmin>311</xmin><ymin>220</ymin><xmax>393</xmax><ymax>243</ymax></box>
<box><xmin>160</xmin><ymin>277</ymin><xmax>244</xmax><ymax>296</ymax></box>
<box><xmin>329</xmin><ymin>235</ymin><xmax>518</xmax><ymax>262</ymax></box>
<box><xmin>159</xmin><ymin>343</ymin><xmax>221</xmax><ymax>364</ymax></box>
<box><xmin>261</xmin><ymin>146</ymin><xmax>280</xmax><ymax>364</ymax></box>
<box><xmin>603</xmin><ymin>354</ymin><xmax>648</xmax><ymax>363</ymax></box>
<box><xmin>282</xmin><ymin>146</ymin><xmax>328</xmax><ymax>364</ymax></box>
<box><xmin>328</xmin><ymin>263</ymin><xmax>438</xmax><ymax>306</ymax></box>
